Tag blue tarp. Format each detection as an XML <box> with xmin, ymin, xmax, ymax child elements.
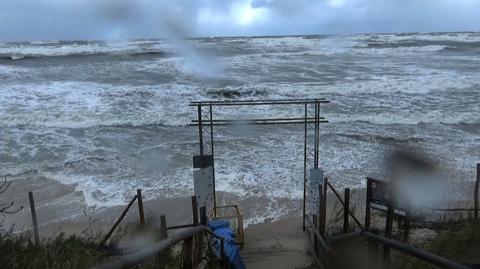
<box><xmin>208</xmin><ymin>220</ymin><xmax>246</xmax><ymax>269</ymax></box>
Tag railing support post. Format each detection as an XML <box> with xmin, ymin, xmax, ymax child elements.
<box><xmin>137</xmin><ymin>189</ymin><xmax>145</xmax><ymax>226</ymax></box>
<box><xmin>319</xmin><ymin>178</ymin><xmax>327</xmax><ymax>237</ymax></box>
<box><xmin>183</xmin><ymin>237</ymin><xmax>193</xmax><ymax>269</ymax></box>
<box><xmin>200</xmin><ymin>206</ymin><xmax>207</xmax><ymax>225</ymax></box>
<box><xmin>220</xmin><ymin>238</ymin><xmax>229</xmax><ymax>269</ymax></box>
<box><xmin>313</xmin><ymin>215</ymin><xmax>319</xmax><ymax>256</ymax></box>
<box><xmin>365</xmin><ymin>178</ymin><xmax>372</xmax><ymax>230</ymax></box>
<box><xmin>343</xmin><ymin>188</ymin><xmax>350</xmax><ymax>233</ymax></box>
<box><xmin>384</xmin><ymin>204</ymin><xmax>394</xmax><ymax>261</ymax></box>
<box><xmin>28</xmin><ymin>191</ymin><xmax>40</xmax><ymax>245</ymax></box>
<box><xmin>192</xmin><ymin>196</ymin><xmax>199</xmax><ymax>225</ymax></box>
<box><xmin>160</xmin><ymin>215</ymin><xmax>168</xmax><ymax>240</ymax></box>
<box><xmin>475</xmin><ymin>163</ymin><xmax>479</xmax><ymax>220</ymax></box>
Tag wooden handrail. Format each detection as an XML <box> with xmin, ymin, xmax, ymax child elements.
<box><xmin>92</xmin><ymin>226</ymin><xmax>205</xmax><ymax>269</ymax></box>
<box><xmin>363</xmin><ymin>231</ymin><xmax>471</xmax><ymax>269</ymax></box>
<box><xmin>305</xmin><ymin>218</ymin><xmax>335</xmax><ymax>256</ymax></box>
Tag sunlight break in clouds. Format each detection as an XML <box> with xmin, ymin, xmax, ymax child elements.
<box><xmin>0</xmin><ymin>0</ymin><xmax>480</xmax><ymax>41</ymax></box>
<box><xmin>234</xmin><ymin>0</ymin><xmax>267</xmax><ymax>26</ymax></box>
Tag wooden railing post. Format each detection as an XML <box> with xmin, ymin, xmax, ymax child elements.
<box><xmin>383</xmin><ymin>204</ymin><xmax>394</xmax><ymax>261</ymax></box>
<box><xmin>313</xmin><ymin>215</ymin><xmax>319</xmax><ymax>256</ymax></box>
<box><xmin>365</xmin><ymin>179</ymin><xmax>372</xmax><ymax>230</ymax></box>
<box><xmin>200</xmin><ymin>206</ymin><xmax>207</xmax><ymax>225</ymax></box>
<box><xmin>160</xmin><ymin>215</ymin><xmax>168</xmax><ymax>240</ymax></box>
<box><xmin>319</xmin><ymin>178</ymin><xmax>327</xmax><ymax>237</ymax></box>
<box><xmin>313</xmin><ymin>185</ymin><xmax>325</xmax><ymax>236</ymax></box>
<box><xmin>137</xmin><ymin>189</ymin><xmax>145</xmax><ymax>226</ymax></box>
<box><xmin>343</xmin><ymin>188</ymin><xmax>350</xmax><ymax>233</ymax></box>
<box><xmin>220</xmin><ymin>238</ymin><xmax>229</xmax><ymax>269</ymax></box>
<box><xmin>191</xmin><ymin>196</ymin><xmax>203</xmax><ymax>266</ymax></box>
<box><xmin>475</xmin><ymin>163</ymin><xmax>479</xmax><ymax>220</ymax></box>
<box><xmin>28</xmin><ymin>192</ymin><xmax>40</xmax><ymax>245</ymax></box>
<box><xmin>192</xmin><ymin>196</ymin><xmax>199</xmax><ymax>225</ymax></box>
<box><xmin>183</xmin><ymin>237</ymin><xmax>193</xmax><ymax>269</ymax></box>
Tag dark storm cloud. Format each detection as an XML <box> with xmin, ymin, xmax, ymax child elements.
<box><xmin>0</xmin><ymin>0</ymin><xmax>479</xmax><ymax>41</ymax></box>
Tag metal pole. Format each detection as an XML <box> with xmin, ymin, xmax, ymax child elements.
<box><xmin>137</xmin><ymin>189</ymin><xmax>145</xmax><ymax>226</ymax></box>
<box><xmin>475</xmin><ymin>163</ymin><xmax>479</xmax><ymax>219</ymax></box>
<box><xmin>303</xmin><ymin>103</ymin><xmax>308</xmax><ymax>231</ymax></box>
<box><xmin>343</xmin><ymin>188</ymin><xmax>350</xmax><ymax>233</ymax></box>
<box><xmin>209</xmin><ymin>104</ymin><xmax>217</xmax><ymax>212</ymax></box>
<box><xmin>28</xmin><ymin>191</ymin><xmax>40</xmax><ymax>245</ymax></box>
<box><xmin>317</xmin><ymin>101</ymin><xmax>321</xmax><ymax>166</ymax></box>
<box><xmin>197</xmin><ymin>105</ymin><xmax>204</xmax><ymax>156</ymax></box>
<box><xmin>314</xmin><ymin>101</ymin><xmax>319</xmax><ymax>169</ymax></box>
<box><xmin>313</xmin><ymin>215</ymin><xmax>319</xmax><ymax>255</ymax></box>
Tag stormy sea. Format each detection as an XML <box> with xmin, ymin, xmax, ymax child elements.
<box><xmin>1</xmin><ymin>32</ymin><xmax>479</xmax><ymax>225</ymax></box>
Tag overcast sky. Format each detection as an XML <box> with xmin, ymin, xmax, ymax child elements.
<box><xmin>1</xmin><ymin>0</ymin><xmax>479</xmax><ymax>41</ymax></box>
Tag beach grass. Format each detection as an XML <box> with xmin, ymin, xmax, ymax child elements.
<box><xmin>0</xmin><ymin>232</ymin><xmax>182</xmax><ymax>269</ymax></box>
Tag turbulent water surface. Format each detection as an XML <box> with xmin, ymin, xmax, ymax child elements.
<box><xmin>1</xmin><ymin>32</ymin><xmax>479</xmax><ymax>223</ymax></box>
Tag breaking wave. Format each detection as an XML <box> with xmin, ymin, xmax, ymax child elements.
<box><xmin>0</xmin><ymin>50</ymin><xmax>175</xmax><ymax>61</ymax></box>
<box><xmin>0</xmin><ymin>39</ymin><xmax>176</xmax><ymax>61</ymax></box>
<box><xmin>364</xmin><ymin>39</ymin><xmax>480</xmax><ymax>52</ymax></box>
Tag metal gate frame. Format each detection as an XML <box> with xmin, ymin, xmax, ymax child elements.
<box><xmin>189</xmin><ymin>98</ymin><xmax>329</xmax><ymax>229</ymax></box>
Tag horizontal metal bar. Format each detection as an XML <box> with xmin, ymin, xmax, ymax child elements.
<box><xmin>192</xmin><ymin>117</ymin><xmax>325</xmax><ymax>123</ymax></box>
<box><xmin>92</xmin><ymin>225</ymin><xmax>205</xmax><ymax>269</ymax></box>
<box><xmin>167</xmin><ymin>223</ymin><xmax>196</xmax><ymax>230</ymax></box>
<box><xmin>189</xmin><ymin>99</ymin><xmax>329</xmax><ymax>106</ymax></box>
<box><xmin>190</xmin><ymin>120</ymin><xmax>329</xmax><ymax>126</ymax></box>
<box><xmin>362</xmin><ymin>232</ymin><xmax>471</xmax><ymax>269</ymax></box>
<box><xmin>190</xmin><ymin>98</ymin><xmax>327</xmax><ymax>103</ymax></box>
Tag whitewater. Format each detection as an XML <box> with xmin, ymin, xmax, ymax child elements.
<box><xmin>0</xmin><ymin>32</ymin><xmax>479</xmax><ymax>223</ymax></box>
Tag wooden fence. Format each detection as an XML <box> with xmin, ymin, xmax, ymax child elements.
<box><xmin>306</xmin><ymin>162</ymin><xmax>479</xmax><ymax>269</ymax></box>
